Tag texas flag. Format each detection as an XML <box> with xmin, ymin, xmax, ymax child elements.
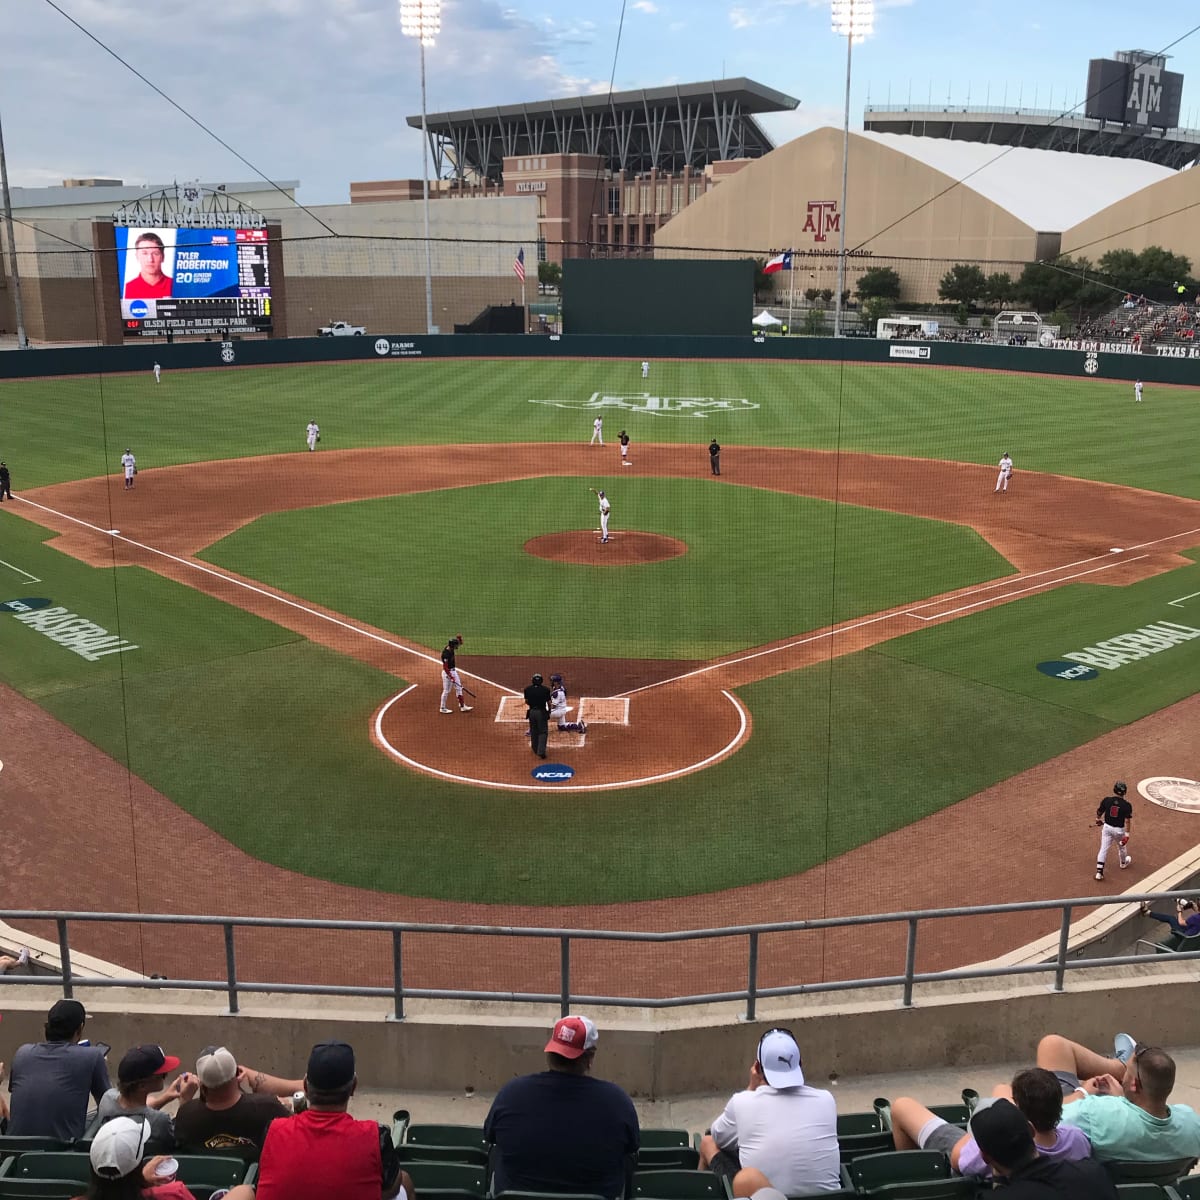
<box><xmin>763</xmin><ymin>250</ymin><xmax>793</xmax><ymax>274</ymax></box>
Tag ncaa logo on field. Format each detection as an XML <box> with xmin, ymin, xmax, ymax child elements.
<box><xmin>1036</xmin><ymin>660</ymin><xmax>1099</xmax><ymax>682</ymax></box>
<box><xmin>532</xmin><ymin>763</ymin><xmax>576</xmax><ymax>783</ymax></box>
<box><xmin>374</xmin><ymin>338</ymin><xmax>392</xmax><ymax>356</ymax></box>
<box><xmin>1</xmin><ymin>598</ymin><xmax>52</xmax><ymax>613</ymax></box>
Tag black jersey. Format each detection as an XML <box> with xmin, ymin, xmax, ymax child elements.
<box><xmin>1097</xmin><ymin>795</ymin><xmax>1133</xmax><ymax>828</ymax></box>
<box><xmin>442</xmin><ymin>641</ymin><xmax>458</xmax><ymax>670</ymax></box>
<box><xmin>619</xmin><ymin>432</ymin><xmax>630</xmax><ymax>447</ymax></box>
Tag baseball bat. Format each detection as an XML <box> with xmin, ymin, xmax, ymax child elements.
<box><xmin>461</xmin><ymin>685</ymin><xmax>477</xmax><ymax>698</ymax></box>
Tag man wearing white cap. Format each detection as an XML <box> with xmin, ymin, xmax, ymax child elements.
<box><xmin>698</xmin><ymin>1028</ymin><xmax>840</xmax><ymax>1196</ymax></box>
<box><xmin>174</xmin><ymin>1046</ymin><xmax>291</xmax><ymax>1159</ymax></box>
<box><xmin>485</xmin><ymin>1014</ymin><xmax>639</xmax><ymax>1199</ymax></box>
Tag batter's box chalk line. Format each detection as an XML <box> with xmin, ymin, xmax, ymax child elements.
<box><xmin>578</xmin><ymin>696</ymin><xmax>630</xmax><ymax>725</ymax></box>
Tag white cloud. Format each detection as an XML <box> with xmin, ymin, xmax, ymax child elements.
<box><xmin>632</xmin><ymin>1</ymin><xmax>659</xmax><ymax>11</ymax></box>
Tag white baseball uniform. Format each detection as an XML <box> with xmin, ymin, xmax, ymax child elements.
<box><xmin>306</xmin><ymin>422</ymin><xmax>320</xmax><ymax>451</ymax></box>
<box><xmin>995</xmin><ymin>455</ymin><xmax>1013</xmax><ymax>492</ymax></box>
<box><xmin>598</xmin><ymin>493</ymin><xmax>611</xmax><ymax>541</ymax></box>
<box><xmin>1134</xmin><ymin>380</ymin><xmax>1143</xmax><ymax>402</ymax></box>
<box><xmin>641</xmin><ymin>361</ymin><xmax>649</xmax><ymax>379</ymax></box>
<box><xmin>550</xmin><ymin>683</ymin><xmax>585</xmax><ymax>732</ymax></box>
<box><xmin>591</xmin><ymin>417</ymin><xmax>604</xmax><ymax>446</ymax></box>
<box><xmin>153</xmin><ymin>362</ymin><xmax>161</xmax><ymax>383</ymax></box>
<box><xmin>120</xmin><ymin>451</ymin><xmax>136</xmax><ymax>489</ymax></box>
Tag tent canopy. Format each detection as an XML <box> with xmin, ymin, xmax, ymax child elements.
<box><xmin>752</xmin><ymin>309</ymin><xmax>783</xmax><ymax>326</ymax></box>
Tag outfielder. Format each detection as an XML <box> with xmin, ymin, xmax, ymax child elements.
<box><xmin>1134</xmin><ymin>379</ymin><xmax>1144</xmax><ymax>403</ymax></box>
<box><xmin>590</xmin><ymin>416</ymin><xmax>604</xmax><ymax>446</ymax></box>
<box><xmin>589</xmin><ymin>487</ymin><xmax>611</xmax><ymax>543</ymax></box>
<box><xmin>120</xmin><ymin>448</ymin><xmax>137</xmax><ymax>491</ymax></box>
<box><xmin>1094</xmin><ymin>780</ymin><xmax>1132</xmax><ymax>880</ymax></box>
<box><xmin>153</xmin><ymin>361</ymin><xmax>161</xmax><ymax>384</ymax></box>
<box><xmin>641</xmin><ymin>360</ymin><xmax>649</xmax><ymax>379</ymax></box>
<box><xmin>306</xmin><ymin>420</ymin><xmax>321</xmax><ymax>451</ymax></box>
<box><xmin>439</xmin><ymin>634</ymin><xmax>473</xmax><ymax>714</ymax></box>
<box><xmin>549</xmin><ymin>673</ymin><xmax>587</xmax><ymax>733</ymax></box>
<box><xmin>995</xmin><ymin>452</ymin><xmax>1013</xmax><ymax>493</ymax></box>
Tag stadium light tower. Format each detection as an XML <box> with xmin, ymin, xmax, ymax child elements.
<box><xmin>400</xmin><ymin>0</ymin><xmax>441</xmax><ymax>335</ymax></box>
<box><xmin>831</xmin><ymin>0</ymin><xmax>874</xmax><ymax>338</ymax></box>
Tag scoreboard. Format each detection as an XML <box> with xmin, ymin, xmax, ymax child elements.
<box><xmin>117</xmin><ymin>227</ymin><xmax>273</xmax><ymax>337</ymax></box>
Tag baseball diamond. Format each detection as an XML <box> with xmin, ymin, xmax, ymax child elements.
<box><xmin>0</xmin><ymin>354</ymin><xmax>1198</xmax><ymax>996</ymax></box>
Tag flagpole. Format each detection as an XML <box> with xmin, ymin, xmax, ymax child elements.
<box><xmin>522</xmin><ymin>248</ymin><xmax>527</xmax><ymax>331</ymax></box>
<box><xmin>787</xmin><ymin>249</ymin><xmax>795</xmax><ymax>336</ymax></box>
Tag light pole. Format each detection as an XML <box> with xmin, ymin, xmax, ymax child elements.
<box><xmin>400</xmin><ymin>0</ymin><xmax>441</xmax><ymax>336</ymax></box>
<box><xmin>831</xmin><ymin>0</ymin><xmax>874</xmax><ymax>338</ymax></box>
<box><xmin>0</xmin><ymin>108</ymin><xmax>29</xmax><ymax>349</ymax></box>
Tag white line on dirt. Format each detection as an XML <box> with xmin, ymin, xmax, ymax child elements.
<box><xmin>14</xmin><ymin>496</ymin><xmax>521</xmax><ymax>696</ymax></box>
<box><xmin>374</xmin><ymin>688</ymin><xmax>749</xmax><ymax>792</ymax></box>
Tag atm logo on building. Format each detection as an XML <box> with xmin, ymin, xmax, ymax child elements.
<box><xmin>803</xmin><ymin>201</ymin><xmax>840</xmax><ymax>243</ymax></box>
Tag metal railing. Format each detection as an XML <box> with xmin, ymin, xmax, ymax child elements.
<box><xmin>1</xmin><ymin>894</ymin><xmax>1196</xmax><ymax>1022</ymax></box>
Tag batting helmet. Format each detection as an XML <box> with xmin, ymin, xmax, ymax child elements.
<box><xmin>450</xmin><ymin>634</ymin><xmax>463</xmax><ymax>646</ymax></box>
<box><xmin>550</xmin><ymin>673</ymin><xmax>563</xmax><ymax>684</ymax></box>
<box><xmin>532</xmin><ymin>673</ymin><xmax>543</xmax><ymax>684</ymax></box>
<box><xmin>1113</xmin><ymin>781</ymin><xmax>1128</xmax><ymax>796</ymax></box>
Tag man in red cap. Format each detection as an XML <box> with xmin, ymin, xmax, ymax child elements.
<box><xmin>485</xmin><ymin>1015</ymin><xmax>639</xmax><ymax>1198</ymax></box>
<box><xmin>96</xmin><ymin>1044</ymin><xmax>197</xmax><ymax>1149</ymax></box>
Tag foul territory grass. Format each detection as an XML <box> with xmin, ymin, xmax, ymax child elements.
<box><xmin>197</xmin><ymin>478</ymin><xmax>1013</xmax><ymax>658</ymax></box>
<box><xmin>3</xmin><ymin>358</ymin><xmax>1199</xmax><ymax>498</ymax></box>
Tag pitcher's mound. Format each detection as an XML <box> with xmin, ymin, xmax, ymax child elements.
<box><xmin>527</xmin><ymin>531</ymin><xmax>688</xmax><ymax>565</ymax></box>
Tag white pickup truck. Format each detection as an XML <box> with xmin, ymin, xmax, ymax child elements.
<box><xmin>318</xmin><ymin>321</ymin><xmax>366</xmax><ymax>336</ymax></box>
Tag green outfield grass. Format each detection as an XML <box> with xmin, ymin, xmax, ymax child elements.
<box><xmin>198</xmin><ymin>478</ymin><xmax>1011</xmax><ymax>658</ymax></box>
<box><xmin>1</xmin><ymin>354</ymin><xmax>1198</xmax><ymax>904</ymax></box>
<box><xmin>3</xmin><ymin>358</ymin><xmax>1199</xmax><ymax>497</ymax></box>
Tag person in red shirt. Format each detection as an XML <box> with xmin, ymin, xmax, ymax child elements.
<box><xmin>124</xmin><ymin>233</ymin><xmax>173</xmax><ymax>300</ymax></box>
<box><xmin>248</xmin><ymin>1041</ymin><xmax>410</xmax><ymax>1200</ymax></box>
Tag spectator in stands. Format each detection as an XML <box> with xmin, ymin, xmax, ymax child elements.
<box><xmin>1140</xmin><ymin>899</ymin><xmax>1200</xmax><ymax>940</ymax></box>
<box><xmin>96</xmin><ymin>1044</ymin><xmax>197</xmax><ymax>1147</ymax></box>
<box><xmin>252</xmin><ymin>1041</ymin><xmax>409</xmax><ymax>1200</ymax></box>
<box><xmin>1033</xmin><ymin>1033</ymin><xmax>1200</xmax><ymax>1162</ymax></box>
<box><xmin>970</xmin><ymin>1099</ymin><xmax>1117</xmax><ymax>1199</ymax></box>
<box><xmin>485</xmin><ymin>1015</ymin><xmax>639</xmax><ymax>1199</ymax></box>
<box><xmin>173</xmin><ymin>1046</ymin><xmax>290</xmax><ymax>1159</ymax></box>
<box><xmin>77</xmin><ymin>1115</ymin><xmax>198</xmax><ymax>1200</ymax></box>
<box><xmin>698</xmin><ymin>1028</ymin><xmax>840</xmax><ymax>1196</ymax></box>
<box><xmin>888</xmin><ymin>1068</ymin><xmax>1090</xmax><ymax>1178</ymax></box>
<box><xmin>7</xmin><ymin>998</ymin><xmax>111</xmax><ymax>1139</ymax></box>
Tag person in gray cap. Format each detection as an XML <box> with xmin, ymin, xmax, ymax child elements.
<box><xmin>698</xmin><ymin>1028</ymin><xmax>839</xmax><ymax>1197</ymax></box>
<box><xmin>7</xmin><ymin>998</ymin><xmax>111</xmax><ymax>1139</ymax></box>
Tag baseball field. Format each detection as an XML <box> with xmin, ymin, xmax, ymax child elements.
<box><xmin>2</xmin><ymin>353</ymin><xmax>1199</xmax><ymax>988</ymax></box>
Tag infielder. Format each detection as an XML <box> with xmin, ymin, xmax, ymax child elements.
<box><xmin>619</xmin><ymin>430</ymin><xmax>631</xmax><ymax>466</ymax></box>
<box><xmin>439</xmin><ymin>634</ymin><xmax>473</xmax><ymax>714</ymax></box>
<box><xmin>590</xmin><ymin>416</ymin><xmax>604</xmax><ymax>446</ymax></box>
<box><xmin>153</xmin><ymin>361</ymin><xmax>161</xmax><ymax>384</ymax></box>
<box><xmin>306</xmin><ymin>421</ymin><xmax>321</xmax><ymax>452</ymax></box>
<box><xmin>1134</xmin><ymin>379</ymin><xmax>1144</xmax><ymax>403</ymax></box>
<box><xmin>589</xmin><ymin>487</ymin><xmax>611</xmax><ymax>543</ymax></box>
<box><xmin>120</xmin><ymin>448</ymin><xmax>137</xmax><ymax>491</ymax></box>
<box><xmin>641</xmin><ymin>360</ymin><xmax>649</xmax><ymax>379</ymax></box>
<box><xmin>549</xmin><ymin>673</ymin><xmax>587</xmax><ymax>733</ymax></box>
<box><xmin>1094</xmin><ymin>780</ymin><xmax>1132</xmax><ymax>880</ymax></box>
<box><xmin>995</xmin><ymin>452</ymin><xmax>1013</xmax><ymax>493</ymax></box>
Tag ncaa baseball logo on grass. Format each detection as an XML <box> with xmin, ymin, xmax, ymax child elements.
<box><xmin>1036</xmin><ymin>660</ymin><xmax>1099</xmax><ymax>682</ymax></box>
<box><xmin>532</xmin><ymin>392</ymin><xmax>758</xmax><ymax>417</ymax></box>
<box><xmin>1</xmin><ymin>598</ymin><xmax>53</xmax><ymax>613</ymax></box>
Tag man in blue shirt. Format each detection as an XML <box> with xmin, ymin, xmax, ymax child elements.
<box><xmin>485</xmin><ymin>1015</ymin><xmax>639</xmax><ymax>1198</ymax></box>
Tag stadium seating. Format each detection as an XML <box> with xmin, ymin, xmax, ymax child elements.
<box><xmin>632</xmin><ymin>1168</ymin><xmax>728</xmax><ymax>1199</ymax></box>
<box><xmin>1173</xmin><ymin>1178</ymin><xmax>1200</xmax><ymax>1199</ymax></box>
<box><xmin>1112</xmin><ymin>1186</ymin><xmax>1182</xmax><ymax>1200</ymax></box>
<box><xmin>400</xmin><ymin>1160</ymin><xmax>489</xmax><ymax>1200</ymax></box>
<box><xmin>404</xmin><ymin>1123</ymin><xmax>489</xmax><ymax>1165</ymax></box>
<box><xmin>836</xmin><ymin>1111</ymin><xmax>895</xmax><ymax>1162</ymax></box>
<box><xmin>839</xmin><ymin>1150</ymin><xmax>975</xmax><ymax>1199</ymax></box>
<box><xmin>1104</xmin><ymin>1160</ymin><xmax>1199</xmax><ymax>1188</ymax></box>
<box><xmin>0</xmin><ymin>1152</ymin><xmax>252</xmax><ymax>1200</ymax></box>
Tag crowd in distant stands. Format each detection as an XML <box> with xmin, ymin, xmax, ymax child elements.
<box><xmin>2</xmin><ymin>998</ymin><xmax>1199</xmax><ymax>1199</ymax></box>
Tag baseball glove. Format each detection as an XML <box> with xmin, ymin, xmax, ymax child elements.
<box><xmin>316</xmin><ymin>433</ymin><xmax>321</xmax><ymax>442</ymax></box>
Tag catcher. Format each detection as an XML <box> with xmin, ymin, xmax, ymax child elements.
<box><xmin>1094</xmin><ymin>780</ymin><xmax>1132</xmax><ymax>881</ymax></box>
<box><xmin>549</xmin><ymin>673</ymin><xmax>587</xmax><ymax>734</ymax></box>
<box><xmin>439</xmin><ymin>634</ymin><xmax>473</xmax><ymax>714</ymax></box>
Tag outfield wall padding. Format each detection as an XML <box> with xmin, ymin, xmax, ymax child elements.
<box><xmin>1</xmin><ymin>335</ymin><xmax>1198</xmax><ymax>386</ymax></box>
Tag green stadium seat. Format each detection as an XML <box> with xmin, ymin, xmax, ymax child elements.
<box><xmin>838</xmin><ymin>1113</ymin><xmax>887</xmax><ymax>1137</ymax></box>
<box><xmin>1112</xmin><ymin>1185</ymin><xmax>1180</xmax><ymax>1199</ymax></box>
<box><xmin>925</xmin><ymin>1104</ymin><xmax>970</xmax><ymax>1130</ymax></box>
<box><xmin>1105</xmin><ymin>1161</ymin><xmax>1199</xmax><ymax>1188</ymax></box>
<box><xmin>1172</xmin><ymin>1178</ymin><xmax>1200</xmax><ymax>1199</ymax></box>
<box><xmin>404</xmin><ymin>1124</ymin><xmax>489</xmax><ymax>1165</ymax></box>
<box><xmin>639</xmin><ymin>1130</ymin><xmax>692</xmax><ymax>1149</ymax></box>
<box><xmin>838</xmin><ymin>1131</ymin><xmax>895</xmax><ymax>1163</ymax></box>
<box><xmin>840</xmin><ymin>1150</ymin><xmax>975</xmax><ymax>1199</ymax></box>
<box><xmin>494</xmin><ymin>1191</ymin><xmax>608</xmax><ymax>1200</ymax></box>
<box><xmin>632</xmin><ymin>1168</ymin><xmax>727</xmax><ymax>1199</ymax></box>
<box><xmin>0</xmin><ymin>1143</ymin><xmax>71</xmax><ymax>1167</ymax></box>
<box><xmin>397</xmin><ymin>1144</ymin><xmax>489</xmax><ymax>1166</ymax></box>
<box><xmin>637</xmin><ymin>1148</ymin><xmax>700</xmax><ymax>1171</ymax></box>
<box><xmin>400</xmin><ymin>1160</ymin><xmax>488</xmax><ymax>1199</ymax></box>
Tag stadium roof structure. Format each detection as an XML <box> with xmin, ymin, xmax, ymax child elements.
<box><xmin>406</xmin><ymin>78</ymin><xmax>800</xmax><ymax>182</ymax></box>
<box><xmin>863</xmin><ymin>104</ymin><xmax>1200</xmax><ymax>170</ymax></box>
<box><xmin>859</xmin><ymin>132</ymin><xmax>1176</xmax><ymax>230</ymax></box>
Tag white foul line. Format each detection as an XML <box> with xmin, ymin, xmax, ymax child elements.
<box><xmin>14</xmin><ymin>496</ymin><xmax>520</xmax><ymax>696</ymax></box>
<box><xmin>374</xmin><ymin>688</ymin><xmax>749</xmax><ymax>792</ymax></box>
<box><xmin>0</xmin><ymin>558</ymin><xmax>41</xmax><ymax>583</ymax></box>
<box><xmin>906</xmin><ymin>555</ymin><xmax>1149</xmax><ymax>620</ymax></box>
<box><xmin>1169</xmin><ymin>591</ymin><xmax>1200</xmax><ymax>608</ymax></box>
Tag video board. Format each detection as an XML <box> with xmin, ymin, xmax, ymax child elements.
<box><xmin>116</xmin><ymin>226</ymin><xmax>272</xmax><ymax>337</ymax></box>
<box><xmin>1085</xmin><ymin>56</ymin><xmax>1184</xmax><ymax>129</ymax></box>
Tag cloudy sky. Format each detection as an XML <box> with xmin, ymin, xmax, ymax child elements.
<box><xmin>6</xmin><ymin>0</ymin><xmax>1200</xmax><ymax>204</ymax></box>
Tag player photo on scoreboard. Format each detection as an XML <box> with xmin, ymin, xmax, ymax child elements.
<box><xmin>118</xmin><ymin>227</ymin><xmax>177</xmax><ymax>303</ymax></box>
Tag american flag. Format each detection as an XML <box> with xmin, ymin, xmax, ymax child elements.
<box><xmin>513</xmin><ymin>247</ymin><xmax>526</xmax><ymax>282</ymax></box>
